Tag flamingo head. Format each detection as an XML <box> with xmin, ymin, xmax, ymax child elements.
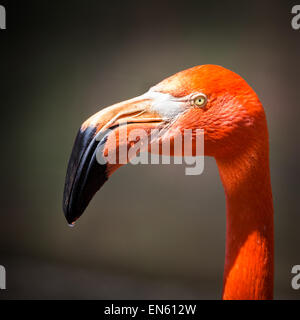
<box><xmin>63</xmin><ymin>65</ymin><xmax>265</xmax><ymax>224</ymax></box>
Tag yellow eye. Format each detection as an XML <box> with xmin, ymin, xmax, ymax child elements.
<box><xmin>193</xmin><ymin>94</ymin><xmax>207</xmax><ymax>107</ymax></box>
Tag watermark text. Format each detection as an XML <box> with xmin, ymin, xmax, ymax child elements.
<box><xmin>0</xmin><ymin>265</ymin><xmax>6</xmax><ymax>289</ymax></box>
<box><xmin>0</xmin><ymin>5</ymin><xmax>6</xmax><ymax>29</ymax></box>
<box><xmin>291</xmin><ymin>265</ymin><xmax>300</xmax><ymax>290</ymax></box>
<box><xmin>95</xmin><ymin>124</ymin><xmax>204</xmax><ymax>175</ymax></box>
<box><xmin>291</xmin><ymin>5</ymin><xmax>300</xmax><ymax>30</ymax></box>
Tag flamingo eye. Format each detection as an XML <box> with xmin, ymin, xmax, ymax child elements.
<box><xmin>192</xmin><ymin>93</ymin><xmax>207</xmax><ymax>107</ymax></box>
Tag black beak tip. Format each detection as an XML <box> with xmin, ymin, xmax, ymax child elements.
<box><xmin>64</xmin><ymin>212</ymin><xmax>75</xmax><ymax>225</ymax></box>
<box><xmin>63</xmin><ymin>201</ymin><xmax>79</xmax><ymax>225</ymax></box>
<box><xmin>63</xmin><ymin>126</ymin><xmax>109</xmax><ymax>225</ymax></box>
<box><xmin>62</xmin><ymin>187</ymin><xmax>81</xmax><ymax>225</ymax></box>
<box><xmin>63</xmin><ymin>187</ymin><xmax>96</xmax><ymax>225</ymax></box>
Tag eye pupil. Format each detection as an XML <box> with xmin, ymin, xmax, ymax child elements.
<box><xmin>193</xmin><ymin>94</ymin><xmax>207</xmax><ymax>107</ymax></box>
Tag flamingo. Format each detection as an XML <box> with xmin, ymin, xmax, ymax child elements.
<box><xmin>63</xmin><ymin>65</ymin><xmax>274</xmax><ymax>300</ymax></box>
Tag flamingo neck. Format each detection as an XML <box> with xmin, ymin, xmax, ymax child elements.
<box><xmin>216</xmin><ymin>130</ymin><xmax>274</xmax><ymax>300</ymax></box>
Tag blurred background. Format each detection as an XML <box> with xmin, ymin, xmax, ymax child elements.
<box><xmin>0</xmin><ymin>0</ymin><xmax>299</xmax><ymax>299</ymax></box>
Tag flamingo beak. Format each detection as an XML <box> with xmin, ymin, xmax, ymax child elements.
<box><xmin>63</xmin><ymin>96</ymin><xmax>164</xmax><ymax>224</ymax></box>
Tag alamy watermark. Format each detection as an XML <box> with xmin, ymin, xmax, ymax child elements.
<box><xmin>291</xmin><ymin>265</ymin><xmax>300</xmax><ymax>290</ymax></box>
<box><xmin>0</xmin><ymin>265</ymin><xmax>5</xmax><ymax>289</ymax></box>
<box><xmin>0</xmin><ymin>5</ymin><xmax>6</xmax><ymax>29</ymax></box>
<box><xmin>95</xmin><ymin>124</ymin><xmax>204</xmax><ymax>175</ymax></box>
<box><xmin>291</xmin><ymin>5</ymin><xmax>300</xmax><ymax>30</ymax></box>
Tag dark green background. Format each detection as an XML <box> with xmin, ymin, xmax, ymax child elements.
<box><xmin>0</xmin><ymin>0</ymin><xmax>299</xmax><ymax>299</ymax></box>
